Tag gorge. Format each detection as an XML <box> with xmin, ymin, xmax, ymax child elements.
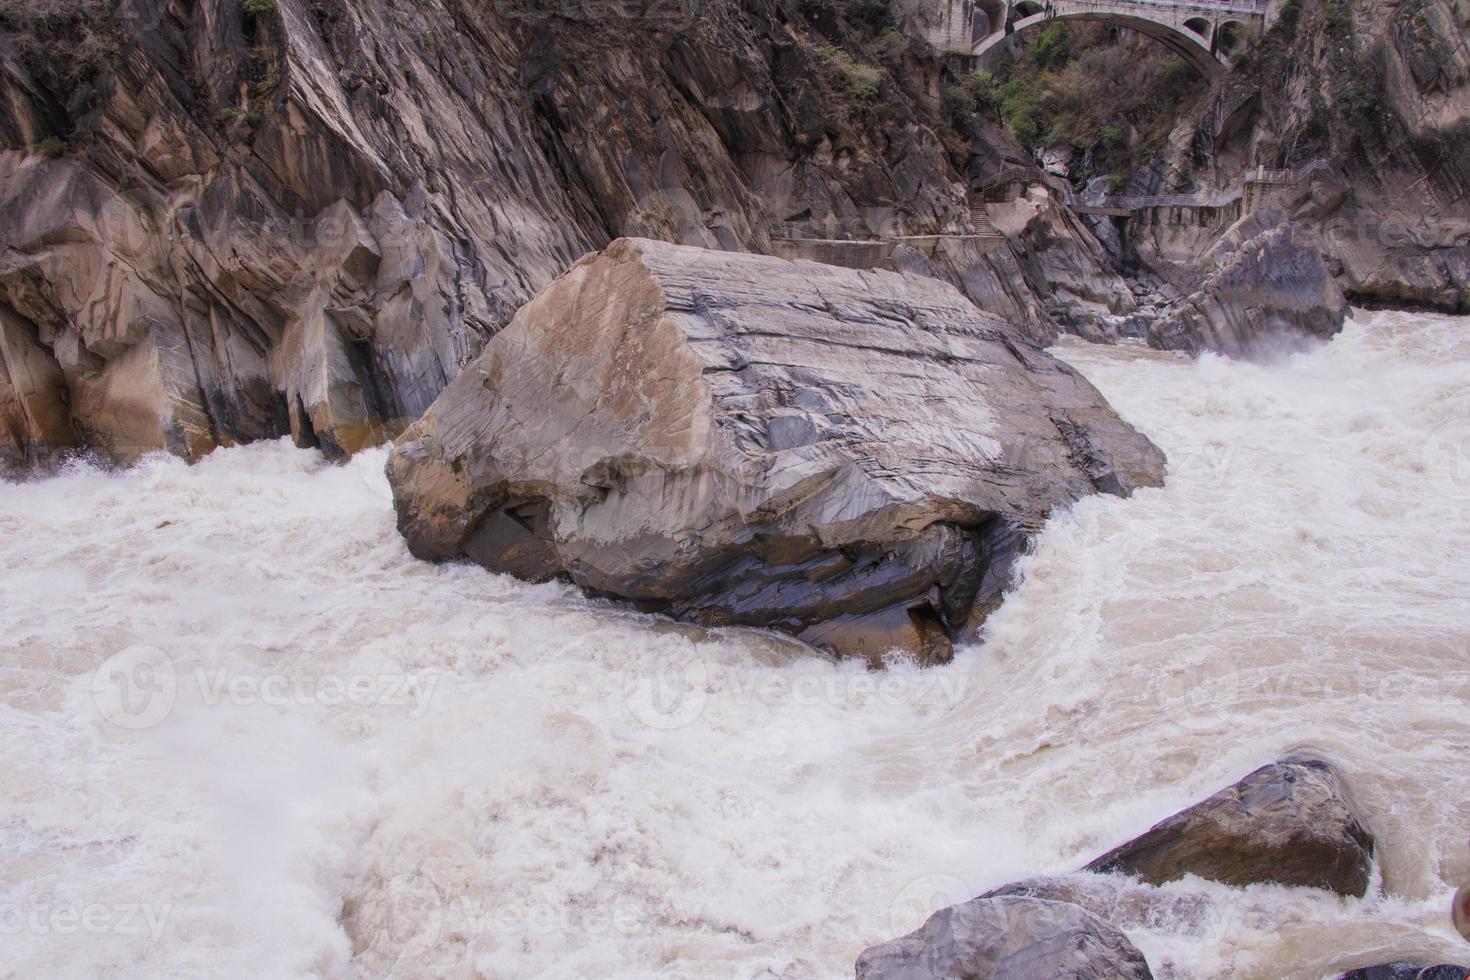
<box><xmin>2</xmin><ymin>0</ymin><xmax>1469</xmax><ymax>977</ymax></box>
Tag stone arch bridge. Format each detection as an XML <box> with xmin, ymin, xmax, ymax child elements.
<box><xmin>920</xmin><ymin>0</ymin><xmax>1272</xmax><ymax>76</ymax></box>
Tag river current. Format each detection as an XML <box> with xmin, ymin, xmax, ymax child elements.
<box><xmin>2</xmin><ymin>309</ymin><xmax>1468</xmax><ymax>978</ymax></box>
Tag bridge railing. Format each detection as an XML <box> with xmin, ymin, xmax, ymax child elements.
<box><xmin>1053</xmin><ymin>0</ymin><xmax>1269</xmax><ymax>13</ymax></box>
<box><xmin>1243</xmin><ymin>159</ymin><xmax>1330</xmax><ymax>184</ymax></box>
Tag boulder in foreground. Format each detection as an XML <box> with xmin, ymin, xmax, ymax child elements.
<box><xmin>388</xmin><ymin>239</ymin><xmax>1164</xmax><ymax>663</ymax></box>
<box><xmin>1336</xmin><ymin>966</ymin><xmax>1470</xmax><ymax>980</ymax></box>
<box><xmin>1085</xmin><ymin>757</ymin><xmax>1375</xmax><ymax>896</ymax></box>
<box><xmin>854</xmin><ymin>895</ymin><xmax>1153</xmax><ymax>979</ymax></box>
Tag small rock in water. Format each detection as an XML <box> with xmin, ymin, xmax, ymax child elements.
<box><xmin>1083</xmin><ymin>757</ymin><xmax>1375</xmax><ymax>896</ymax></box>
<box><xmin>855</xmin><ymin>895</ymin><xmax>1153</xmax><ymax>980</ymax></box>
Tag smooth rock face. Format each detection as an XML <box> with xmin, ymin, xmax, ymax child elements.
<box><xmin>854</xmin><ymin>895</ymin><xmax>1153</xmax><ymax>980</ymax></box>
<box><xmin>388</xmin><ymin>238</ymin><xmax>1165</xmax><ymax>662</ymax></box>
<box><xmin>1084</xmin><ymin>758</ymin><xmax>1375</xmax><ymax>896</ymax></box>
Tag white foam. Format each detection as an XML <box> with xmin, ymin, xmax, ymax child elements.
<box><xmin>1</xmin><ymin>310</ymin><xmax>1468</xmax><ymax>978</ymax></box>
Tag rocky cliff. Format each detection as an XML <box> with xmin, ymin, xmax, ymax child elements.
<box><xmin>1125</xmin><ymin>0</ymin><xmax>1470</xmax><ymax>313</ymax></box>
<box><xmin>3</xmin><ymin>0</ymin><xmax>1462</xmax><ymax>472</ymax></box>
<box><xmin>0</xmin><ymin>0</ymin><xmax>1141</xmax><ymax>471</ymax></box>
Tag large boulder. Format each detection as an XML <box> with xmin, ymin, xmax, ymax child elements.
<box><xmin>387</xmin><ymin>238</ymin><xmax>1165</xmax><ymax>663</ymax></box>
<box><xmin>854</xmin><ymin>895</ymin><xmax>1153</xmax><ymax>980</ymax></box>
<box><xmin>1084</xmin><ymin>758</ymin><xmax>1375</xmax><ymax>896</ymax></box>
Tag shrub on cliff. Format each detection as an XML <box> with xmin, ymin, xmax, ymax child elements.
<box><xmin>983</xmin><ymin>23</ymin><xmax>1213</xmax><ymax>184</ymax></box>
<box><xmin>0</xmin><ymin>0</ymin><xmax>116</xmax><ymax>88</ymax></box>
<box><xmin>814</xmin><ymin>43</ymin><xmax>884</xmax><ymax>105</ymax></box>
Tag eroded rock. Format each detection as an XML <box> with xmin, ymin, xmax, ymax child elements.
<box><xmin>387</xmin><ymin>238</ymin><xmax>1165</xmax><ymax>663</ymax></box>
<box><xmin>1147</xmin><ymin>218</ymin><xmax>1349</xmax><ymax>360</ymax></box>
<box><xmin>854</xmin><ymin>895</ymin><xmax>1153</xmax><ymax>980</ymax></box>
<box><xmin>1084</xmin><ymin>757</ymin><xmax>1376</xmax><ymax>896</ymax></box>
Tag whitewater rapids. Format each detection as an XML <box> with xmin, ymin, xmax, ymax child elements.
<box><xmin>2</xmin><ymin>309</ymin><xmax>1468</xmax><ymax>978</ymax></box>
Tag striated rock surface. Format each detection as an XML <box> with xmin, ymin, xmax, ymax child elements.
<box><xmin>387</xmin><ymin>238</ymin><xmax>1164</xmax><ymax>663</ymax></box>
<box><xmin>1084</xmin><ymin>758</ymin><xmax>1376</xmax><ymax>897</ymax></box>
<box><xmin>1147</xmin><ymin>216</ymin><xmax>1350</xmax><ymax>359</ymax></box>
<box><xmin>0</xmin><ymin>0</ymin><xmax>1140</xmax><ymax>470</ymax></box>
<box><xmin>854</xmin><ymin>895</ymin><xmax>1153</xmax><ymax>980</ymax></box>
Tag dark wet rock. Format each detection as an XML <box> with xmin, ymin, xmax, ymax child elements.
<box><xmin>387</xmin><ymin>238</ymin><xmax>1165</xmax><ymax>663</ymax></box>
<box><xmin>1084</xmin><ymin>757</ymin><xmax>1375</xmax><ymax>896</ymax></box>
<box><xmin>1336</xmin><ymin>965</ymin><xmax>1470</xmax><ymax>980</ymax></box>
<box><xmin>854</xmin><ymin>895</ymin><xmax>1153</xmax><ymax>980</ymax></box>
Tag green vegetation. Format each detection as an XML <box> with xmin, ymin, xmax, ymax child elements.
<box><xmin>1156</xmin><ymin>56</ymin><xmax>1193</xmax><ymax>89</ymax></box>
<box><xmin>1322</xmin><ymin>0</ymin><xmax>1353</xmax><ymax>36</ymax></box>
<box><xmin>1272</xmin><ymin>0</ymin><xmax>1302</xmax><ymax>39</ymax></box>
<box><xmin>1027</xmin><ymin>21</ymin><xmax>1071</xmax><ymax>70</ymax></box>
<box><xmin>972</xmin><ymin>23</ymin><xmax>1214</xmax><ymax>186</ymax></box>
<box><xmin>1334</xmin><ymin>63</ymin><xmax>1386</xmax><ymax>131</ymax></box>
<box><xmin>219</xmin><ymin>106</ymin><xmax>264</xmax><ymax>126</ymax></box>
<box><xmin>33</xmin><ymin>137</ymin><xmax>65</xmax><ymax>158</ymax></box>
<box><xmin>871</xmin><ymin>26</ymin><xmax>908</xmax><ymax>63</ymax></box>
<box><xmin>0</xmin><ymin>0</ymin><xmax>116</xmax><ymax>88</ymax></box>
<box><xmin>243</xmin><ymin>0</ymin><xmax>277</xmax><ymax>14</ymax></box>
<box><xmin>814</xmin><ymin>43</ymin><xmax>884</xmax><ymax>105</ymax></box>
<box><xmin>842</xmin><ymin>0</ymin><xmax>898</xmax><ymax>31</ymax></box>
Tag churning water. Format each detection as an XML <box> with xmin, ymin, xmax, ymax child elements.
<box><xmin>2</xmin><ymin>310</ymin><xmax>1468</xmax><ymax>979</ymax></box>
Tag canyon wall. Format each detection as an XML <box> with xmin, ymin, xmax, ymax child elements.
<box><xmin>1127</xmin><ymin>0</ymin><xmax>1470</xmax><ymax>311</ymax></box>
<box><xmin>0</xmin><ymin>0</ymin><xmax>1138</xmax><ymax>470</ymax></box>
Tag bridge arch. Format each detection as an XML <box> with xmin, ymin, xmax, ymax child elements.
<box><xmin>1183</xmin><ymin>16</ymin><xmax>1212</xmax><ymax>40</ymax></box>
<box><xmin>974</xmin><ymin>9</ymin><xmax>1228</xmax><ymax>77</ymax></box>
<box><xmin>1214</xmin><ymin>19</ymin><xmax>1249</xmax><ymax>54</ymax></box>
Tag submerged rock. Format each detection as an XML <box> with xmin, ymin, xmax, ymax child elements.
<box><xmin>1084</xmin><ymin>757</ymin><xmax>1375</xmax><ymax>896</ymax></box>
<box><xmin>387</xmin><ymin>238</ymin><xmax>1165</xmax><ymax>663</ymax></box>
<box><xmin>854</xmin><ymin>895</ymin><xmax>1153</xmax><ymax>979</ymax></box>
